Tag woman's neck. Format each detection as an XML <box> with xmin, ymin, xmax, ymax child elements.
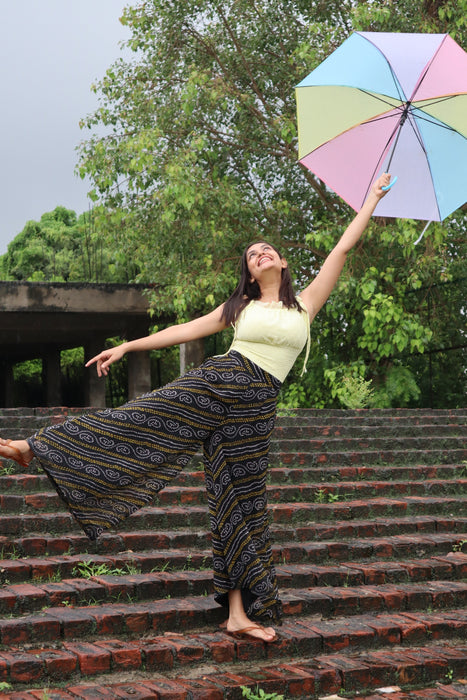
<box><xmin>258</xmin><ymin>282</ymin><xmax>280</xmax><ymax>303</ymax></box>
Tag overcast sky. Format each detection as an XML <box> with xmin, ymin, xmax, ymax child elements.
<box><xmin>0</xmin><ymin>0</ymin><xmax>132</xmax><ymax>254</ymax></box>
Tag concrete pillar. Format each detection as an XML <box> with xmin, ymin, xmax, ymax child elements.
<box><xmin>128</xmin><ymin>351</ymin><xmax>151</xmax><ymax>399</ymax></box>
<box><xmin>180</xmin><ymin>339</ymin><xmax>204</xmax><ymax>375</ymax></box>
<box><xmin>84</xmin><ymin>339</ymin><xmax>107</xmax><ymax>408</ymax></box>
<box><xmin>42</xmin><ymin>347</ymin><xmax>62</xmax><ymax>407</ymax></box>
<box><xmin>0</xmin><ymin>361</ymin><xmax>15</xmax><ymax>407</ymax></box>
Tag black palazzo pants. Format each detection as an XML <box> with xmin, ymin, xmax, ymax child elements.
<box><xmin>28</xmin><ymin>351</ymin><xmax>283</xmax><ymax>623</ymax></box>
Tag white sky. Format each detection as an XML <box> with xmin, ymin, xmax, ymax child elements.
<box><xmin>0</xmin><ymin>0</ymin><xmax>132</xmax><ymax>254</ymax></box>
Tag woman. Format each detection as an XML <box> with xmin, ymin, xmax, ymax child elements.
<box><xmin>0</xmin><ymin>173</ymin><xmax>391</xmax><ymax>643</ymax></box>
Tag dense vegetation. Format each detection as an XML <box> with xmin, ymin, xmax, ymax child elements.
<box><xmin>2</xmin><ymin>0</ymin><xmax>466</xmax><ymax>407</ymax></box>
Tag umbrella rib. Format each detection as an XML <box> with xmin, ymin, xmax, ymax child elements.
<box><xmin>361</xmin><ymin>118</ymin><xmax>402</xmax><ymax>204</ymax></box>
<box><xmin>411</xmin><ymin>104</ymin><xmax>459</xmax><ymax>134</ymax></box>
<box><xmin>406</xmin><ymin>112</ymin><xmax>428</xmax><ymax>156</ymax></box>
<box><xmin>358</xmin><ymin>88</ymin><xmax>404</xmax><ymax>112</ymax></box>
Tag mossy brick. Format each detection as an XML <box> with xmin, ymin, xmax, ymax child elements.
<box><xmin>274</xmin><ymin>663</ymin><xmax>316</xmax><ymax>697</ymax></box>
<box><xmin>0</xmin><ymin>651</ymin><xmax>43</xmax><ymax>683</ymax></box>
<box><xmin>117</xmin><ymin>605</ymin><xmax>151</xmax><ymax>634</ymax></box>
<box><xmin>0</xmin><ymin>560</ymin><xmax>30</xmax><ymax>583</ymax></box>
<box><xmin>140</xmin><ymin>638</ymin><xmax>175</xmax><ymax>670</ymax></box>
<box><xmin>94</xmin><ymin>639</ymin><xmax>142</xmax><ymax>670</ymax></box>
<box><xmin>28</xmin><ymin>614</ymin><xmax>62</xmax><ymax>642</ymax></box>
<box><xmin>404</xmin><ymin>647</ymin><xmax>450</xmax><ymax>682</ymax></box>
<box><xmin>300</xmin><ymin>658</ymin><xmax>342</xmax><ymax>695</ymax></box>
<box><xmin>62</xmin><ymin>577</ymin><xmax>107</xmax><ymax>604</ymax></box>
<box><xmin>88</xmin><ymin>606</ymin><xmax>124</xmax><ymax>635</ymax></box>
<box><xmin>386</xmin><ymin>612</ymin><xmax>432</xmax><ymax>642</ymax></box>
<box><xmin>24</xmin><ymin>492</ymin><xmax>60</xmax><ymax>510</ymax></box>
<box><xmin>112</xmin><ymin>684</ymin><xmax>159</xmax><ymax>699</ymax></box>
<box><xmin>138</xmin><ymin>678</ymin><xmax>190</xmax><ymax>699</ymax></box>
<box><xmin>121</xmin><ymin>530</ymin><xmax>171</xmax><ymax>550</ymax></box>
<box><xmin>281</xmin><ymin>591</ymin><xmax>305</xmax><ymax>617</ymax></box>
<box><xmin>319</xmin><ymin>654</ymin><xmax>374</xmax><ymax>692</ymax></box>
<box><xmin>378</xmin><ymin>649</ymin><xmax>426</xmax><ymax>686</ymax></box>
<box><xmin>146</xmin><ymin>599</ymin><xmax>178</xmax><ymax>632</ymax></box>
<box><xmin>39</xmin><ymin>581</ymin><xmax>78</xmax><ymax>607</ymax></box>
<box><xmin>0</xmin><ymin>655</ymin><xmax>8</xmax><ymax>682</ymax></box>
<box><xmin>295</xmin><ymin>587</ymin><xmax>333</xmax><ymax>616</ymax></box>
<box><xmin>276</xmin><ymin>620</ymin><xmax>323</xmax><ymax>655</ymax></box>
<box><xmin>0</xmin><ymin>588</ymin><xmax>16</xmax><ymax>614</ymax></box>
<box><xmin>176</xmin><ymin>678</ymin><xmax>223</xmax><ymax>700</ymax></box>
<box><xmin>203</xmin><ymin>671</ymin><xmax>255</xmax><ymax>699</ymax></box>
<box><xmin>162</xmin><ymin>634</ymin><xmax>206</xmax><ymax>664</ymax></box>
<box><xmin>46</xmin><ymin>606</ymin><xmax>96</xmax><ymax>638</ymax></box>
<box><xmin>0</xmin><ymin>617</ymin><xmax>31</xmax><ymax>645</ymax></box>
<box><xmin>66</xmin><ymin>684</ymin><xmax>120</xmax><ymax>698</ymax></box>
<box><xmin>202</xmin><ymin>632</ymin><xmax>236</xmax><ymax>663</ymax></box>
<box><xmin>363</xmin><ymin>584</ymin><xmax>407</xmax><ymax>611</ymax></box>
<box><xmin>91</xmin><ymin>574</ymin><xmax>135</xmax><ymax>600</ymax></box>
<box><xmin>62</xmin><ymin>641</ymin><xmax>111</xmax><ymax>676</ymax></box>
<box><xmin>38</xmin><ymin>648</ymin><xmax>78</xmax><ymax>679</ymax></box>
<box><xmin>364</xmin><ymin>616</ymin><xmax>402</xmax><ymax>645</ymax></box>
<box><xmin>435</xmin><ymin>553</ymin><xmax>467</xmax><ymax>577</ymax></box>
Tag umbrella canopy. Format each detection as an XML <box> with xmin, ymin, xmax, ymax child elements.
<box><xmin>295</xmin><ymin>32</ymin><xmax>467</xmax><ymax>221</ymax></box>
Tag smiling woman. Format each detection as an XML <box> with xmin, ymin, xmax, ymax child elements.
<box><xmin>0</xmin><ymin>173</ymin><xmax>391</xmax><ymax>643</ymax></box>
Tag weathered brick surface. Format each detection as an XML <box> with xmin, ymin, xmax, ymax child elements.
<box><xmin>0</xmin><ymin>407</ymin><xmax>465</xmax><ymax>698</ymax></box>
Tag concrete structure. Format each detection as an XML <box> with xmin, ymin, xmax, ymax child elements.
<box><xmin>0</xmin><ymin>281</ymin><xmax>157</xmax><ymax>407</ymax></box>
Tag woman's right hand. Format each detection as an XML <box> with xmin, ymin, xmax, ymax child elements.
<box><xmin>85</xmin><ymin>344</ymin><xmax>127</xmax><ymax>377</ymax></box>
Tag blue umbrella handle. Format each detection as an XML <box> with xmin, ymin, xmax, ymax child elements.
<box><xmin>382</xmin><ymin>175</ymin><xmax>398</xmax><ymax>191</ymax></box>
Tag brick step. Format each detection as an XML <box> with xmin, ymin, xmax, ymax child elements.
<box><xmin>270</xmin><ymin>436</ymin><xmax>467</xmax><ymax>453</ymax></box>
<box><xmin>273</xmin><ymin>423</ymin><xmax>466</xmax><ymax>438</ymax></box>
<box><xmin>2</xmin><ymin>415</ymin><xmax>465</xmax><ymax>437</ymax></box>
<box><xmin>1</xmin><ymin>515</ymin><xmax>466</xmax><ymax>558</ymax></box>
<box><xmin>351</xmin><ymin>684</ymin><xmax>467</xmax><ymax>700</ymax></box>
<box><xmin>0</xmin><ymin>591</ymin><xmax>465</xmax><ymax>656</ymax></box>
<box><xmin>0</xmin><ymin>547</ymin><xmax>466</xmax><ymax>612</ymax></box>
<box><xmin>2</xmin><ymin>464</ymin><xmax>467</xmax><ymax>495</ymax></box>
<box><xmin>0</xmin><ymin>406</ymin><xmax>464</xmax><ymax>419</ymax></box>
<box><xmin>1</xmin><ymin>480</ymin><xmax>466</xmax><ymax>515</ymax></box>
<box><xmin>1</xmin><ymin>644</ymin><xmax>465</xmax><ymax>699</ymax></box>
<box><xmin>0</xmin><ymin>496</ymin><xmax>466</xmax><ymax>537</ymax></box>
<box><xmin>4</xmin><ymin>447</ymin><xmax>467</xmax><ymax>478</ymax></box>
<box><xmin>1</xmin><ymin>532</ymin><xmax>466</xmax><ymax>588</ymax></box>
<box><xmin>269</xmin><ymin>448</ymin><xmax>467</xmax><ymax>467</ymax></box>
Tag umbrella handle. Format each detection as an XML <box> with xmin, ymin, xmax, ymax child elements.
<box><xmin>381</xmin><ymin>175</ymin><xmax>398</xmax><ymax>191</ymax></box>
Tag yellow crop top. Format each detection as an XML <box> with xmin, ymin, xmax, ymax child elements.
<box><xmin>228</xmin><ymin>296</ymin><xmax>311</xmax><ymax>383</ymax></box>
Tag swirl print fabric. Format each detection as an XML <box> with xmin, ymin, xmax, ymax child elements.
<box><xmin>28</xmin><ymin>351</ymin><xmax>283</xmax><ymax>623</ymax></box>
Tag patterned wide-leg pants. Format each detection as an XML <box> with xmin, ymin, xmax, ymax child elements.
<box><xmin>28</xmin><ymin>351</ymin><xmax>282</xmax><ymax>623</ymax></box>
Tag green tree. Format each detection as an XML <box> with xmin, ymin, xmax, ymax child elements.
<box><xmin>77</xmin><ymin>0</ymin><xmax>467</xmax><ymax>407</ymax></box>
<box><xmin>0</xmin><ymin>206</ymin><xmax>141</xmax><ymax>283</ymax></box>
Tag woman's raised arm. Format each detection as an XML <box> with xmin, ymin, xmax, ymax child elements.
<box><xmin>299</xmin><ymin>173</ymin><xmax>391</xmax><ymax>319</ymax></box>
<box><xmin>86</xmin><ymin>303</ymin><xmax>228</xmax><ymax>377</ymax></box>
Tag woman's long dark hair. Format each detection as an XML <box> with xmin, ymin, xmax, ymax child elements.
<box><xmin>221</xmin><ymin>241</ymin><xmax>303</xmax><ymax>326</ymax></box>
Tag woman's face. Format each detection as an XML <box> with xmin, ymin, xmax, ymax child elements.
<box><xmin>245</xmin><ymin>242</ymin><xmax>287</xmax><ymax>281</ymax></box>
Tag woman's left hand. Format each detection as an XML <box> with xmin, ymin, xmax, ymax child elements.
<box><xmin>373</xmin><ymin>172</ymin><xmax>392</xmax><ymax>199</ymax></box>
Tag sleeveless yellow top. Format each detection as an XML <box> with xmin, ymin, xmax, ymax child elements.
<box><xmin>228</xmin><ymin>297</ymin><xmax>311</xmax><ymax>382</ymax></box>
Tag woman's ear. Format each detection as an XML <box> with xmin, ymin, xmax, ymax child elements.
<box><xmin>281</xmin><ymin>258</ymin><xmax>288</xmax><ymax>269</ymax></box>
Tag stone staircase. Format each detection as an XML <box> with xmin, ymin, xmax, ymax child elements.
<box><xmin>0</xmin><ymin>407</ymin><xmax>466</xmax><ymax>700</ymax></box>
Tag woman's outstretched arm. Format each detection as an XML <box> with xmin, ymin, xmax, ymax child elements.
<box><xmin>86</xmin><ymin>303</ymin><xmax>228</xmax><ymax>377</ymax></box>
<box><xmin>299</xmin><ymin>173</ymin><xmax>391</xmax><ymax>319</ymax></box>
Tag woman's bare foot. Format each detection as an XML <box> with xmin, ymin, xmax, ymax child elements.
<box><xmin>226</xmin><ymin>589</ymin><xmax>277</xmax><ymax>642</ymax></box>
<box><xmin>0</xmin><ymin>439</ymin><xmax>33</xmax><ymax>469</ymax></box>
<box><xmin>225</xmin><ymin>620</ymin><xmax>277</xmax><ymax>642</ymax></box>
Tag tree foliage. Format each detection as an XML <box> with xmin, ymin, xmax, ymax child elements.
<box><xmin>0</xmin><ymin>206</ymin><xmax>140</xmax><ymax>283</ymax></box>
<box><xmin>72</xmin><ymin>0</ymin><xmax>466</xmax><ymax>407</ymax></box>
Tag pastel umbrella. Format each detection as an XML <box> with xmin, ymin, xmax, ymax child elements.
<box><xmin>295</xmin><ymin>31</ymin><xmax>467</xmax><ymax>221</ymax></box>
